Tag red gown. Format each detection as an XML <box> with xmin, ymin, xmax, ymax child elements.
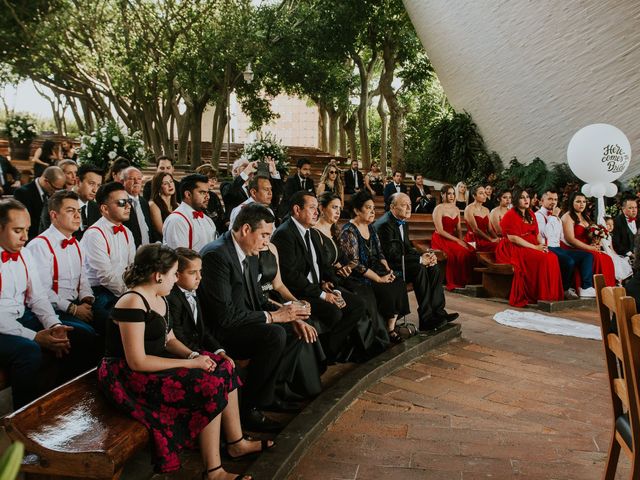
<box><xmin>496</xmin><ymin>209</ymin><xmax>563</xmax><ymax>307</ymax></box>
<box><xmin>431</xmin><ymin>215</ymin><xmax>476</xmax><ymax>291</ymax></box>
<box><xmin>465</xmin><ymin>215</ymin><xmax>498</xmax><ymax>252</ymax></box>
<box><xmin>561</xmin><ymin>223</ymin><xmax>616</xmax><ymax>287</ymax></box>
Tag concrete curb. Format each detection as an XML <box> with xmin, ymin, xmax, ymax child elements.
<box><xmin>248</xmin><ymin>322</ymin><xmax>462</xmax><ymax>480</ymax></box>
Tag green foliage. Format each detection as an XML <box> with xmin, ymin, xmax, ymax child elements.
<box><xmin>77</xmin><ymin>120</ymin><xmax>149</xmax><ymax>169</ymax></box>
<box><xmin>0</xmin><ymin>441</ymin><xmax>24</xmax><ymax>480</ymax></box>
<box><xmin>3</xmin><ymin>114</ymin><xmax>38</xmax><ymax>144</ymax></box>
<box><xmin>493</xmin><ymin>157</ymin><xmax>580</xmax><ymax>194</ymax></box>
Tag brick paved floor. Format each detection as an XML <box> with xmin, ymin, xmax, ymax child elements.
<box><xmin>288</xmin><ymin>293</ymin><xmax>630</xmax><ymax>480</ymax></box>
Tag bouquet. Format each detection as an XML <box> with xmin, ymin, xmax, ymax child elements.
<box><xmin>77</xmin><ymin>120</ymin><xmax>150</xmax><ymax>169</ymax></box>
<box><xmin>588</xmin><ymin>224</ymin><xmax>609</xmax><ymax>244</ymax></box>
<box><xmin>3</xmin><ymin>114</ymin><xmax>38</xmax><ymax>145</ymax></box>
<box><xmin>242</xmin><ymin>133</ymin><xmax>289</xmax><ymax>174</ymax></box>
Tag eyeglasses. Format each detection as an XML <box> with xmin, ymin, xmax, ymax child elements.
<box><xmin>114</xmin><ymin>198</ymin><xmax>134</xmax><ymax>208</ymax></box>
<box><xmin>329</xmin><ymin>170</ymin><xmax>337</xmax><ymax>174</ymax></box>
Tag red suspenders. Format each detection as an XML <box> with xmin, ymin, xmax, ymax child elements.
<box><xmin>0</xmin><ymin>253</ymin><xmax>29</xmax><ymax>303</ymax></box>
<box><xmin>34</xmin><ymin>236</ymin><xmax>82</xmax><ymax>294</ymax></box>
<box><xmin>171</xmin><ymin>211</ymin><xmax>193</xmax><ymax>249</ymax></box>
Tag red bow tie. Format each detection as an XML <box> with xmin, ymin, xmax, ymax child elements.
<box><xmin>546</xmin><ymin>210</ymin><xmax>552</xmax><ymax>216</ymax></box>
<box><xmin>628</xmin><ymin>217</ymin><xmax>637</xmax><ymax>223</ymax></box>
<box><xmin>1</xmin><ymin>250</ymin><xmax>19</xmax><ymax>263</ymax></box>
<box><xmin>113</xmin><ymin>225</ymin><xmax>125</xmax><ymax>234</ymax></box>
<box><xmin>61</xmin><ymin>237</ymin><xmax>77</xmax><ymax>249</ymax></box>
<box><xmin>193</xmin><ymin>211</ymin><xmax>204</xmax><ymax>219</ymax></box>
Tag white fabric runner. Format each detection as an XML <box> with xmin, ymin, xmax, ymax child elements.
<box><xmin>493</xmin><ymin>309</ymin><xmax>601</xmax><ymax>340</ymax></box>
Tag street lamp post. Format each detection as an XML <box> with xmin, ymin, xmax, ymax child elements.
<box><xmin>226</xmin><ymin>63</ymin><xmax>255</xmax><ymax>173</ymax></box>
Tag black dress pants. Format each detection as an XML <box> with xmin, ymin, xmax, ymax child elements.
<box><xmin>405</xmin><ymin>261</ymin><xmax>448</xmax><ymax>330</ymax></box>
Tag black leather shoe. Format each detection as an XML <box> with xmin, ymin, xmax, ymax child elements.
<box><xmin>241</xmin><ymin>408</ymin><xmax>283</xmax><ymax>432</ymax></box>
<box><xmin>419</xmin><ymin>318</ymin><xmax>447</xmax><ymax>332</ymax></box>
<box><xmin>441</xmin><ymin>312</ymin><xmax>459</xmax><ymax>323</ymax></box>
<box><xmin>263</xmin><ymin>399</ymin><xmax>305</xmax><ymax>413</ymax></box>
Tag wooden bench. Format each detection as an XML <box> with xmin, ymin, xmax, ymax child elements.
<box><xmin>474</xmin><ymin>251</ymin><xmax>514</xmax><ymax>299</ymax></box>
<box><xmin>3</xmin><ymin>368</ymin><xmax>149</xmax><ymax>479</ymax></box>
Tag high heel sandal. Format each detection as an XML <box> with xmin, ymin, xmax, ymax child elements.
<box><xmin>223</xmin><ymin>435</ymin><xmax>275</xmax><ymax>461</ymax></box>
<box><xmin>202</xmin><ymin>464</ymin><xmax>253</xmax><ymax>480</ymax></box>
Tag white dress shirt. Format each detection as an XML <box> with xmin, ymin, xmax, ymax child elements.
<box><xmin>26</xmin><ymin>225</ymin><xmax>93</xmax><ymax>312</ymax></box>
<box><xmin>0</xmin><ymin>247</ymin><xmax>60</xmax><ymax>340</ymax></box>
<box><xmin>535</xmin><ymin>207</ymin><xmax>562</xmax><ymax>248</ymax></box>
<box><xmin>163</xmin><ymin>202</ymin><xmax>216</xmax><ymax>252</ymax></box>
<box><xmin>229</xmin><ymin>197</ymin><xmax>274</xmax><ymax>230</ymax></box>
<box><xmin>81</xmin><ymin>216</ymin><xmax>136</xmax><ymax>296</ymax></box>
<box><xmin>627</xmin><ymin>216</ymin><xmax>638</xmax><ymax>235</ymax></box>
<box><xmin>130</xmin><ymin>194</ymin><xmax>150</xmax><ymax>245</ymax></box>
<box><xmin>179</xmin><ymin>286</ymin><xmax>198</xmax><ymax>324</ymax></box>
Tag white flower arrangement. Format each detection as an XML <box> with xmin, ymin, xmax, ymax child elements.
<box><xmin>3</xmin><ymin>114</ymin><xmax>38</xmax><ymax>145</ymax></box>
<box><xmin>77</xmin><ymin>120</ymin><xmax>149</xmax><ymax>169</ymax></box>
<box><xmin>242</xmin><ymin>132</ymin><xmax>289</xmax><ymax>173</ymax></box>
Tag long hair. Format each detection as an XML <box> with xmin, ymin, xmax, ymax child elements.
<box><xmin>455</xmin><ymin>181</ymin><xmax>469</xmax><ymax>203</ymax></box>
<box><xmin>318</xmin><ymin>191</ymin><xmax>341</xmax><ymax>239</ymax></box>
<box><xmin>151</xmin><ymin>172</ymin><xmax>177</xmax><ymax>218</ymax></box>
<box><xmin>319</xmin><ymin>163</ymin><xmax>344</xmax><ymax>197</ymax></box>
<box><xmin>512</xmin><ymin>187</ymin><xmax>534</xmax><ymax>224</ymax></box>
<box><xmin>40</xmin><ymin>140</ymin><xmax>57</xmax><ymax>160</ymax></box>
<box><xmin>440</xmin><ymin>184</ymin><xmax>454</xmax><ymax>204</ymax></box>
<box><xmin>567</xmin><ymin>192</ymin><xmax>591</xmax><ymax>225</ymax></box>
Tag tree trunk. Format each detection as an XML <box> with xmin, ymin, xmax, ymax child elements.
<box><xmin>352</xmin><ymin>53</ymin><xmax>378</xmax><ymax>169</ymax></box>
<box><xmin>190</xmin><ymin>101</ymin><xmax>206</xmax><ymax>169</ymax></box>
<box><xmin>339</xmin><ymin>113</ymin><xmax>347</xmax><ymax>158</ymax></box>
<box><xmin>343</xmin><ymin>113</ymin><xmax>358</xmax><ymax>162</ymax></box>
<box><xmin>380</xmin><ymin>42</ymin><xmax>405</xmax><ymax>174</ymax></box>
<box><xmin>327</xmin><ymin>107</ymin><xmax>339</xmax><ymax>156</ymax></box>
<box><xmin>377</xmin><ymin>95</ymin><xmax>388</xmax><ymax>175</ymax></box>
<box><xmin>317</xmin><ymin>104</ymin><xmax>328</xmax><ymax>152</ymax></box>
<box><xmin>210</xmin><ymin>96</ymin><xmax>228</xmax><ymax>172</ymax></box>
<box><xmin>174</xmin><ymin>106</ymin><xmax>191</xmax><ymax>166</ymax></box>
<box><xmin>68</xmin><ymin>99</ymin><xmax>85</xmax><ymax>133</ymax></box>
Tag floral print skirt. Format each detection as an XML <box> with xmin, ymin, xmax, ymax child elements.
<box><xmin>97</xmin><ymin>352</ymin><xmax>241</xmax><ymax>473</ymax></box>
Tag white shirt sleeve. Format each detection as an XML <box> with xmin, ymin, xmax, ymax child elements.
<box><xmin>82</xmin><ymin>228</ymin><xmax>127</xmax><ymax>296</ymax></box>
<box><xmin>25</xmin><ymin>239</ymin><xmax>61</xmax><ymax>309</ymax></box>
<box><xmin>535</xmin><ymin>212</ymin><xmax>546</xmax><ymax>240</ymax></box>
<box><xmin>163</xmin><ymin>214</ymin><xmax>190</xmax><ymax>249</ymax></box>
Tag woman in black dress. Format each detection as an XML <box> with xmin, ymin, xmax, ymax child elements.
<box><xmin>148</xmin><ymin>172</ymin><xmax>178</xmax><ymax>239</ymax></box>
<box><xmin>32</xmin><ymin>139</ymin><xmax>58</xmax><ymax>177</ymax></box>
<box><xmin>339</xmin><ymin>191</ymin><xmax>409</xmax><ymax>343</ymax></box>
<box><xmin>97</xmin><ymin>244</ymin><xmax>263</xmax><ymax>479</ymax></box>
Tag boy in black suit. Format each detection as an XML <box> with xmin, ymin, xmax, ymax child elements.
<box><xmin>612</xmin><ymin>197</ymin><xmax>639</xmax><ymax>259</ymax></box>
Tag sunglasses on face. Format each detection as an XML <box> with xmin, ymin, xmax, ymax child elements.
<box><xmin>329</xmin><ymin>170</ymin><xmax>337</xmax><ymax>174</ymax></box>
<box><xmin>114</xmin><ymin>198</ymin><xmax>134</xmax><ymax>208</ymax></box>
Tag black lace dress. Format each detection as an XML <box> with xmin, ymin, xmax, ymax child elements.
<box><xmin>97</xmin><ymin>291</ymin><xmax>242</xmax><ymax>473</ymax></box>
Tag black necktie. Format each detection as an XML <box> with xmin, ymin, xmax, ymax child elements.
<box><xmin>80</xmin><ymin>205</ymin><xmax>88</xmax><ymax>230</ymax></box>
<box><xmin>242</xmin><ymin>258</ymin><xmax>257</xmax><ymax>309</ymax></box>
<box><xmin>301</xmin><ymin>178</ymin><xmax>306</xmax><ymax>190</ymax></box>
<box><xmin>304</xmin><ymin>230</ymin><xmax>319</xmax><ymax>284</ymax></box>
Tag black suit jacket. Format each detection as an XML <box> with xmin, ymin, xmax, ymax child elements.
<box><xmin>14</xmin><ymin>180</ymin><xmax>45</xmax><ymax>241</ymax></box>
<box><xmin>167</xmin><ymin>285</ymin><xmax>223</xmax><ymax>352</ymax></box>
<box><xmin>0</xmin><ymin>155</ymin><xmax>20</xmax><ymax>193</ymax></box>
<box><xmin>373</xmin><ymin>211</ymin><xmax>421</xmax><ymax>273</ymax></box>
<box><xmin>280</xmin><ymin>175</ymin><xmax>315</xmax><ymax>218</ymax></box>
<box><xmin>223</xmin><ymin>176</ymin><xmax>250</xmax><ymax>217</ymax></box>
<box><xmin>271</xmin><ymin>218</ymin><xmax>337</xmax><ymax>299</ymax></box>
<box><xmin>409</xmin><ymin>185</ymin><xmax>435</xmax><ymax>213</ymax></box>
<box><xmin>124</xmin><ymin>197</ymin><xmax>157</xmax><ymax>247</ymax></box>
<box><xmin>383</xmin><ymin>182</ymin><xmax>408</xmax><ymax>209</ymax></box>
<box><xmin>613</xmin><ymin>213</ymin><xmax>639</xmax><ymax>256</ymax></box>
<box><xmin>344</xmin><ymin>169</ymin><xmax>364</xmax><ymax>194</ymax></box>
<box><xmin>198</xmin><ymin>231</ymin><xmax>272</xmax><ymax>336</ymax></box>
<box><xmin>38</xmin><ymin>199</ymin><xmax>100</xmax><ymax>238</ymax></box>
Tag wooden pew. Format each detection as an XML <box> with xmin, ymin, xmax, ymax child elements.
<box><xmin>3</xmin><ymin>368</ymin><xmax>149</xmax><ymax>479</ymax></box>
<box><xmin>474</xmin><ymin>251</ymin><xmax>514</xmax><ymax>299</ymax></box>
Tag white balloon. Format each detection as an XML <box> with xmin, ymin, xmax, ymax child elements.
<box><xmin>590</xmin><ymin>183</ymin><xmax>606</xmax><ymax>197</ymax></box>
<box><xmin>604</xmin><ymin>183</ymin><xmax>618</xmax><ymax>197</ymax></box>
<box><xmin>581</xmin><ymin>184</ymin><xmax>592</xmax><ymax>196</ymax></box>
<box><xmin>567</xmin><ymin>124</ymin><xmax>631</xmax><ymax>184</ymax></box>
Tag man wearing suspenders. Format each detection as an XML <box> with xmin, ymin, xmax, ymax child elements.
<box><xmin>163</xmin><ymin>173</ymin><xmax>217</xmax><ymax>252</ymax></box>
<box><xmin>81</xmin><ymin>182</ymin><xmax>136</xmax><ymax>335</ymax></box>
<box><xmin>0</xmin><ymin>199</ymin><xmax>95</xmax><ymax>408</ymax></box>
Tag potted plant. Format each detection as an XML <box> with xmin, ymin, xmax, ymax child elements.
<box><xmin>242</xmin><ymin>132</ymin><xmax>289</xmax><ymax>175</ymax></box>
<box><xmin>3</xmin><ymin>114</ymin><xmax>38</xmax><ymax>160</ymax></box>
<box><xmin>77</xmin><ymin>120</ymin><xmax>150</xmax><ymax>170</ymax></box>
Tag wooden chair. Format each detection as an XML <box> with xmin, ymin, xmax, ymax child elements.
<box><xmin>474</xmin><ymin>251</ymin><xmax>514</xmax><ymax>299</ymax></box>
<box><xmin>594</xmin><ymin>274</ymin><xmax>640</xmax><ymax>479</ymax></box>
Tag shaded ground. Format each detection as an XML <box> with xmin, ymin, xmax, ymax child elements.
<box><xmin>289</xmin><ymin>293</ymin><xmax>629</xmax><ymax>479</ymax></box>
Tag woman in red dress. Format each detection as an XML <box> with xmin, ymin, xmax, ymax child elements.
<box><xmin>496</xmin><ymin>188</ymin><xmax>563</xmax><ymax>307</ymax></box>
<box><xmin>560</xmin><ymin>192</ymin><xmax>616</xmax><ymax>287</ymax></box>
<box><xmin>431</xmin><ymin>184</ymin><xmax>476</xmax><ymax>290</ymax></box>
<box><xmin>464</xmin><ymin>185</ymin><xmax>499</xmax><ymax>252</ymax></box>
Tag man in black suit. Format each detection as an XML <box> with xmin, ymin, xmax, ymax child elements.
<box><xmin>383</xmin><ymin>170</ymin><xmax>408</xmax><ymax>211</ymax></box>
<box><xmin>409</xmin><ymin>174</ymin><xmax>436</xmax><ymax>214</ymax></box>
<box><xmin>280</xmin><ymin>158</ymin><xmax>315</xmax><ymax>218</ymax></box>
<box><xmin>14</xmin><ymin>166</ymin><xmax>66</xmax><ymax>241</ymax></box>
<box><xmin>142</xmin><ymin>155</ymin><xmax>180</xmax><ymax>201</ymax></box>
<box><xmin>344</xmin><ymin>160</ymin><xmax>364</xmax><ymax>195</ymax></box>
<box><xmin>0</xmin><ymin>155</ymin><xmax>21</xmax><ymax>195</ymax></box>
<box><xmin>374</xmin><ymin>193</ymin><xmax>458</xmax><ymax>330</ymax></box>
<box><xmin>612</xmin><ymin>197</ymin><xmax>638</xmax><ymax>260</ymax></box>
<box><xmin>198</xmin><ymin>203</ymin><xmax>312</xmax><ymax>431</ymax></box>
<box><xmin>122</xmin><ymin>167</ymin><xmax>156</xmax><ymax>247</ymax></box>
<box><xmin>271</xmin><ymin>191</ymin><xmax>365</xmax><ymax>362</ymax></box>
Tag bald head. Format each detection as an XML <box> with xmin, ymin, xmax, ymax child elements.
<box><xmin>40</xmin><ymin>166</ymin><xmax>67</xmax><ymax>195</ymax></box>
<box><xmin>390</xmin><ymin>192</ymin><xmax>412</xmax><ymax>220</ymax></box>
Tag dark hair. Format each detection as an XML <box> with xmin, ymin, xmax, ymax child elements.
<box><xmin>40</xmin><ymin>140</ymin><xmax>57</xmax><ymax>160</ymax></box>
<box><xmin>296</xmin><ymin>158</ymin><xmax>311</xmax><ymax>169</ymax></box>
<box><xmin>621</xmin><ymin>196</ymin><xmax>638</xmax><ymax>208</ymax></box>
<box><xmin>151</xmin><ymin>172</ymin><xmax>177</xmax><ymax>218</ymax></box>
<box><xmin>350</xmin><ymin>190</ymin><xmax>374</xmax><ymax>213</ymax></box>
<box><xmin>289</xmin><ymin>190</ymin><xmax>316</xmax><ymax>214</ymax></box>
<box><xmin>195</xmin><ymin>164</ymin><xmax>218</xmax><ymax>179</ymax></box>
<box><xmin>248</xmin><ymin>175</ymin><xmax>270</xmax><ymax>194</ymax></box>
<box><xmin>414</xmin><ymin>173</ymin><xmax>423</xmax><ymax>180</ymax></box>
<box><xmin>155</xmin><ymin>155</ymin><xmax>173</xmax><ymax>167</ymax></box>
<box><xmin>180</xmin><ymin>174</ymin><xmax>209</xmax><ymax>197</ymax></box>
<box><xmin>470</xmin><ymin>184</ymin><xmax>485</xmax><ymax>198</ymax></box>
<box><xmin>123</xmin><ymin>244</ymin><xmax>178</xmax><ymax>288</ymax></box>
<box><xmin>48</xmin><ymin>190</ymin><xmax>79</xmax><ymax>213</ymax></box>
<box><xmin>512</xmin><ymin>187</ymin><xmax>534</xmax><ymax>223</ymax></box>
<box><xmin>77</xmin><ymin>164</ymin><xmax>104</xmax><ymax>182</ymax></box>
<box><xmin>95</xmin><ymin>182</ymin><xmax>126</xmax><ymax>206</ymax></box>
<box><xmin>107</xmin><ymin>157</ymin><xmax>130</xmax><ymax>182</ymax></box>
<box><xmin>174</xmin><ymin>247</ymin><xmax>201</xmax><ymax>272</ymax></box>
<box><xmin>393</xmin><ymin>170</ymin><xmax>403</xmax><ymax>177</ymax></box>
<box><xmin>541</xmin><ymin>189</ymin><xmax>558</xmax><ymax>197</ymax></box>
<box><xmin>0</xmin><ymin>198</ymin><xmax>27</xmax><ymax>227</ymax></box>
<box><xmin>567</xmin><ymin>191</ymin><xmax>591</xmax><ymax>225</ymax></box>
<box><xmin>440</xmin><ymin>184</ymin><xmax>454</xmax><ymax>199</ymax></box>
<box><xmin>232</xmin><ymin>203</ymin><xmax>275</xmax><ymax>232</ymax></box>
<box><xmin>318</xmin><ymin>191</ymin><xmax>341</xmax><ymax>238</ymax></box>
